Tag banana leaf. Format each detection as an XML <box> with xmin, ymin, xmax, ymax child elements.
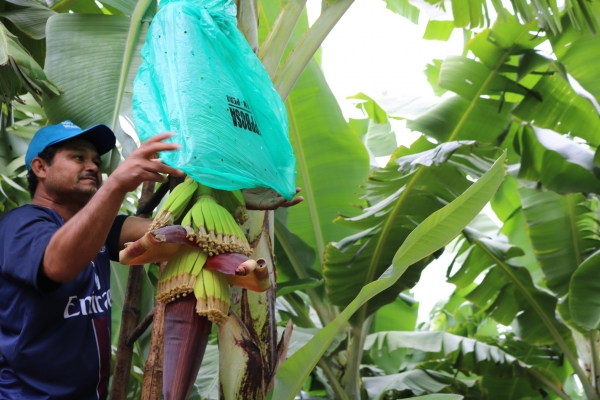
<box><xmin>512</xmin><ymin>75</ymin><xmax>600</xmax><ymax>146</ymax></box>
<box><xmin>43</xmin><ymin>1</ymin><xmax>146</xmax><ymax>158</ymax></box>
<box><xmin>382</xmin><ymin>0</ymin><xmax>420</xmax><ymax>24</ymax></box>
<box><xmin>364</xmin><ymin>331</ymin><xmax>564</xmax><ymax>390</ymax></box>
<box><xmin>0</xmin><ymin>20</ymin><xmax>60</xmax><ymax>105</ymax></box>
<box><xmin>550</xmin><ymin>16</ymin><xmax>600</xmax><ymax>104</ymax></box>
<box><xmin>519</xmin><ymin>188</ymin><xmax>600</xmax><ymax>296</ymax></box>
<box><xmin>362</xmin><ymin>369</ymin><xmax>480</xmax><ymax>400</ymax></box>
<box><xmin>0</xmin><ymin>0</ymin><xmax>56</xmax><ymax>40</ymax></box>
<box><xmin>369</xmin><ymin>294</ymin><xmax>418</xmax><ymax>333</ymax></box>
<box><xmin>466</xmin><ymin>15</ymin><xmax>544</xmax><ymax>69</ymax></box>
<box><xmin>569</xmin><ymin>249</ymin><xmax>600</xmax><ymax>330</ymax></box>
<box><xmin>423</xmin><ymin>20</ymin><xmax>454</xmax><ymax>41</ymax></box>
<box><xmin>515</xmin><ymin>125</ymin><xmax>600</xmax><ymax>194</ymax></box>
<box><xmin>323</xmin><ymin>140</ymin><xmax>495</xmax><ymax>318</ymax></box>
<box><xmin>407</xmin><ymin>96</ymin><xmax>513</xmax><ymax>143</ymax></box>
<box><xmin>490</xmin><ymin>175</ymin><xmax>541</xmax><ymax>283</ymax></box>
<box><xmin>446</xmin><ymin>229</ymin><xmax>574</xmax><ymax>350</ymax></box>
<box><xmin>267</xmin><ymin>151</ymin><xmax>506</xmax><ymax>399</ymax></box>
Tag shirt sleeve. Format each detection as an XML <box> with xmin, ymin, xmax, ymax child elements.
<box><xmin>106</xmin><ymin>215</ymin><xmax>129</xmax><ymax>262</ymax></box>
<box><xmin>0</xmin><ymin>209</ymin><xmax>60</xmax><ymax>291</ymax></box>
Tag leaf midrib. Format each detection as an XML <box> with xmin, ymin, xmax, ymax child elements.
<box><xmin>566</xmin><ymin>193</ymin><xmax>582</xmax><ymax>266</ymax></box>
<box><xmin>284</xmin><ymin>97</ymin><xmax>325</xmax><ymax>263</ymax></box>
<box><xmin>110</xmin><ymin>0</ymin><xmax>152</xmax><ymax>131</ymax></box>
<box><xmin>364</xmin><ymin>167</ymin><xmax>426</xmax><ymax>286</ymax></box>
<box><xmin>447</xmin><ymin>21</ymin><xmax>536</xmax><ymax>142</ymax></box>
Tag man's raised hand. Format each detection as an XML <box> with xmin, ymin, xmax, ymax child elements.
<box><xmin>107</xmin><ymin>133</ymin><xmax>184</xmax><ymax>194</ymax></box>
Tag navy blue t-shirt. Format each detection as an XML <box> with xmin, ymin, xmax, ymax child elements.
<box><xmin>0</xmin><ymin>205</ymin><xmax>127</xmax><ymax>399</ymax></box>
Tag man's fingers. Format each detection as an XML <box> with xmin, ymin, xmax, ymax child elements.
<box><xmin>281</xmin><ymin>196</ymin><xmax>304</xmax><ymax>208</ymax></box>
<box><xmin>136</xmin><ymin>141</ymin><xmax>181</xmax><ymax>158</ymax></box>
<box><xmin>145</xmin><ymin>132</ymin><xmax>175</xmax><ymax>143</ymax></box>
<box><xmin>139</xmin><ymin>158</ymin><xmax>184</xmax><ymax>177</ymax></box>
<box><xmin>155</xmin><ymin>164</ymin><xmax>185</xmax><ymax>177</ymax></box>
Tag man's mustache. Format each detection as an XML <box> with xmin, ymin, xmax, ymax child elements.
<box><xmin>79</xmin><ymin>174</ymin><xmax>100</xmax><ymax>186</ymax></box>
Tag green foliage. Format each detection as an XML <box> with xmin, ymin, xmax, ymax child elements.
<box><xmin>323</xmin><ymin>140</ymin><xmax>496</xmax><ymax>319</ymax></box>
<box><xmin>8</xmin><ymin>0</ymin><xmax>600</xmax><ymax>398</ymax></box>
<box><xmin>270</xmin><ymin>152</ymin><xmax>506</xmax><ymax>398</ymax></box>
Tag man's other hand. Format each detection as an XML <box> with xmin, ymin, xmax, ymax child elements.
<box><xmin>243</xmin><ymin>187</ymin><xmax>304</xmax><ymax>210</ymax></box>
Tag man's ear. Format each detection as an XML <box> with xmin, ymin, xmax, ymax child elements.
<box><xmin>30</xmin><ymin>157</ymin><xmax>48</xmax><ymax>180</ymax></box>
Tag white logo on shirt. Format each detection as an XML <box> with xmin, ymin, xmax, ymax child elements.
<box><xmin>63</xmin><ymin>290</ymin><xmax>111</xmax><ymax>319</ymax></box>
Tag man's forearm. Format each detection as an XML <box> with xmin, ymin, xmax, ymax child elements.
<box><xmin>43</xmin><ymin>181</ymin><xmax>126</xmax><ymax>283</ymax></box>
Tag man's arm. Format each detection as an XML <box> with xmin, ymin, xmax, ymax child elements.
<box><xmin>42</xmin><ymin>134</ymin><xmax>184</xmax><ymax>283</ymax></box>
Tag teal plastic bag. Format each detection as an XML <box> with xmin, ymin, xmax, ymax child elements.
<box><xmin>133</xmin><ymin>0</ymin><xmax>296</xmax><ymax>200</ymax></box>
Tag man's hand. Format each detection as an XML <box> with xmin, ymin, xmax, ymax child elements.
<box><xmin>242</xmin><ymin>187</ymin><xmax>304</xmax><ymax>210</ymax></box>
<box><xmin>106</xmin><ymin>133</ymin><xmax>184</xmax><ymax>195</ymax></box>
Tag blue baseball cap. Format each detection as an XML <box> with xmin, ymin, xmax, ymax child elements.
<box><xmin>26</xmin><ymin>120</ymin><xmax>116</xmax><ymax>171</ymax></box>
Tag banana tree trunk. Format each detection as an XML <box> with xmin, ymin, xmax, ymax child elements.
<box><xmin>219</xmin><ymin>210</ymin><xmax>293</xmax><ymax>399</ymax></box>
<box><xmin>141</xmin><ymin>284</ymin><xmax>165</xmax><ymax>400</ymax></box>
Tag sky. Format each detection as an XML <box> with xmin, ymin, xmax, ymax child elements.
<box><xmin>306</xmin><ymin>0</ymin><xmax>466</xmax><ymax>323</ymax></box>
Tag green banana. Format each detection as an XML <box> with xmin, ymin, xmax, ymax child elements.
<box><xmin>150</xmin><ymin>178</ymin><xmax>199</xmax><ymax>231</ymax></box>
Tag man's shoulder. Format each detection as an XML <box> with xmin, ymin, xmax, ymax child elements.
<box><xmin>0</xmin><ymin>204</ymin><xmax>62</xmax><ymax>227</ymax></box>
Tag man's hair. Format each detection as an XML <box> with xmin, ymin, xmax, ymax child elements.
<box><xmin>27</xmin><ymin>145</ymin><xmax>59</xmax><ymax>198</ymax></box>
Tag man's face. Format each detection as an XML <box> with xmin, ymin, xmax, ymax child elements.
<box><xmin>41</xmin><ymin>138</ymin><xmax>103</xmax><ymax>203</ymax></box>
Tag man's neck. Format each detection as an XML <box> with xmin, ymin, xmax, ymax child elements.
<box><xmin>32</xmin><ymin>193</ymin><xmax>85</xmax><ymax>222</ymax></box>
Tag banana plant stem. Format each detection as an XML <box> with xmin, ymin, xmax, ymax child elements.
<box><xmin>528</xmin><ymin>368</ymin><xmax>571</xmax><ymax>400</ymax></box>
<box><xmin>282</xmin><ymin>294</ymin><xmax>348</xmax><ymax>397</ymax></box>
<box><xmin>591</xmin><ymin>330</ymin><xmax>600</xmax><ymax>389</ymax></box>
<box><xmin>110</xmin><ymin>0</ymin><xmax>154</xmax><ymax>131</ymax></box>
<box><xmin>235</xmin><ymin>0</ymin><xmax>259</xmax><ymax>52</ymax></box>
<box><xmin>273</xmin><ymin>0</ymin><xmax>355</xmax><ymax>101</ymax></box>
<box><xmin>259</xmin><ymin>0</ymin><xmax>308</xmax><ymax>77</ymax></box>
<box><xmin>318</xmin><ymin>358</ymin><xmax>349</xmax><ymax>400</ymax></box>
<box><xmin>283</xmin><ymin>294</ymin><xmax>317</xmax><ymax>328</ymax></box>
<box><xmin>343</xmin><ymin>316</ymin><xmax>372</xmax><ymax>398</ymax></box>
<box><xmin>274</xmin><ymin>223</ymin><xmax>332</xmax><ymax>325</ymax></box>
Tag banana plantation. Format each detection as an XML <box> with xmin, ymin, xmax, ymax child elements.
<box><xmin>2</xmin><ymin>0</ymin><xmax>600</xmax><ymax>397</ymax></box>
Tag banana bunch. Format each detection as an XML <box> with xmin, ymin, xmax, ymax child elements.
<box><xmin>181</xmin><ymin>194</ymin><xmax>252</xmax><ymax>257</ymax></box>
<box><xmin>152</xmin><ymin>180</ymin><xmax>253</xmax><ymax>325</ymax></box>
<box><xmin>194</xmin><ymin>268</ymin><xmax>230</xmax><ymax>325</ymax></box>
<box><xmin>157</xmin><ymin>245</ymin><xmax>208</xmax><ymax>304</ymax></box>
<box><xmin>157</xmin><ymin>243</ymin><xmax>231</xmax><ymax>326</ymax></box>
<box><xmin>149</xmin><ymin>178</ymin><xmax>199</xmax><ymax>231</ymax></box>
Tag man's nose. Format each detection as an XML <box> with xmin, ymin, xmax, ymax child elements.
<box><xmin>84</xmin><ymin>159</ymin><xmax>100</xmax><ymax>175</ymax></box>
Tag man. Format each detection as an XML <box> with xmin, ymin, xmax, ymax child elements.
<box><xmin>0</xmin><ymin>121</ymin><xmax>184</xmax><ymax>399</ymax></box>
<box><xmin>0</xmin><ymin>120</ymin><xmax>303</xmax><ymax>399</ymax></box>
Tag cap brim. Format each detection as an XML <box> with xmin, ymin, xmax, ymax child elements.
<box><xmin>75</xmin><ymin>124</ymin><xmax>116</xmax><ymax>156</ymax></box>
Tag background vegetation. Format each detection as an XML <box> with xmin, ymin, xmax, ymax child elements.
<box><xmin>2</xmin><ymin>0</ymin><xmax>600</xmax><ymax>398</ymax></box>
